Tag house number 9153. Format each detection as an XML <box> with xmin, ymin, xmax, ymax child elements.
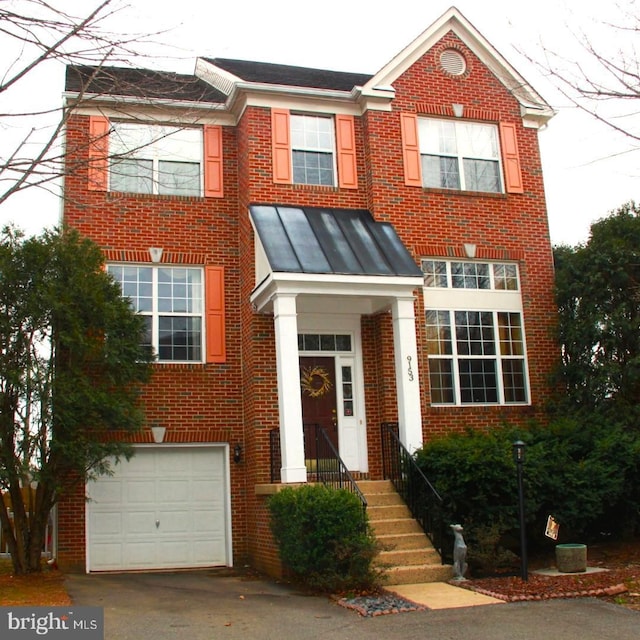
<box><xmin>407</xmin><ymin>355</ymin><xmax>414</xmax><ymax>382</ymax></box>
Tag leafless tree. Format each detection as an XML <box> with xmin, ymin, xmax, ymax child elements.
<box><xmin>530</xmin><ymin>2</ymin><xmax>640</xmax><ymax>145</ymax></box>
<box><xmin>0</xmin><ymin>0</ymin><xmax>212</xmax><ymax>207</ymax></box>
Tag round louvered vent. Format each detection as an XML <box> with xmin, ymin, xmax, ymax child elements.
<box><xmin>440</xmin><ymin>49</ymin><xmax>466</xmax><ymax>76</ymax></box>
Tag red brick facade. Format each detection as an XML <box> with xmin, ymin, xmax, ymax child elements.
<box><xmin>58</xmin><ymin>10</ymin><xmax>557</xmax><ymax>573</ymax></box>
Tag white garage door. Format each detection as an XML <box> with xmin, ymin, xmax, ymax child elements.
<box><xmin>87</xmin><ymin>446</ymin><xmax>230</xmax><ymax>571</ymax></box>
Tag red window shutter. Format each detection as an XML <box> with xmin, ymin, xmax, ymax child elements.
<box><xmin>336</xmin><ymin>114</ymin><xmax>358</xmax><ymax>189</ymax></box>
<box><xmin>88</xmin><ymin>116</ymin><xmax>110</xmax><ymax>191</ymax></box>
<box><xmin>204</xmin><ymin>125</ymin><xmax>224</xmax><ymax>198</ymax></box>
<box><xmin>400</xmin><ymin>113</ymin><xmax>422</xmax><ymax>187</ymax></box>
<box><xmin>205</xmin><ymin>266</ymin><xmax>226</xmax><ymax>363</ymax></box>
<box><xmin>271</xmin><ymin>108</ymin><xmax>292</xmax><ymax>184</ymax></box>
<box><xmin>499</xmin><ymin>121</ymin><xmax>524</xmax><ymax>194</ymax></box>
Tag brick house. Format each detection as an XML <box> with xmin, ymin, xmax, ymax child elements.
<box><xmin>57</xmin><ymin>7</ymin><xmax>557</xmax><ymax>574</ymax></box>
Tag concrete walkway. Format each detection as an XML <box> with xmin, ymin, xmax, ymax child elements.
<box><xmin>387</xmin><ymin>580</ymin><xmax>504</xmax><ymax>609</ymax></box>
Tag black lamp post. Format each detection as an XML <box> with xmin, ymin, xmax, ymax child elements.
<box><xmin>512</xmin><ymin>440</ymin><xmax>528</xmax><ymax>581</ymax></box>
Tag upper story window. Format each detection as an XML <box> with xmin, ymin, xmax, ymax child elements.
<box><xmin>87</xmin><ymin>116</ymin><xmax>224</xmax><ymax>198</ymax></box>
<box><xmin>418</xmin><ymin>119</ymin><xmax>501</xmax><ymax>193</ymax></box>
<box><xmin>109</xmin><ymin>123</ymin><xmax>203</xmax><ymax>196</ymax></box>
<box><xmin>291</xmin><ymin>115</ymin><xmax>336</xmax><ymax>186</ymax></box>
<box><xmin>108</xmin><ymin>264</ymin><xmax>204</xmax><ymax>362</ymax></box>
<box><xmin>400</xmin><ymin>113</ymin><xmax>524</xmax><ymax>194</ymax></box>
<box><xmin>271</xmin><ymin>108</ymin><xmax>358</xmax><ymax>189</ymax></box>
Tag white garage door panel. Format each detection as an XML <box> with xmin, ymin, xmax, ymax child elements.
<box><xmin>128</xmin><ymin>480</ymin><xmax>156</xmax><ymax>502</ymax></box>
<box><xmin>87</xmin><ymin>447</ymin><xmax>229</xmax><ymax>571</ymax></box>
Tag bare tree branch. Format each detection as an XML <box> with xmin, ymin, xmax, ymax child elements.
<box><xmin>0</xmin><ymin>0</ymin><xmax>218</xmax><ymax>208</ymax></box>
<box><xmin>522</xmin><ymin>4</ymin><xmax>640</xmax><ymax>145</ymax></box>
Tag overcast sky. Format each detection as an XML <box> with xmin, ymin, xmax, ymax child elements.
<box><xmin>1</xmin><ymin>0</ymin><xmax>638</xmax><ymax>246</ymax></box>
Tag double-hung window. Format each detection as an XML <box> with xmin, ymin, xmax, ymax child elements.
<box><xmin>88</xmin><ymin>116</ymin><xmax>224</xmax><ymax>197</ymax></box>
<box><xmin>271</xmin><ymin>108</ymin><xmax>358</xmax><ymax>189</ymax></box>
<box><xmin>400</xmin><ymin>113</ymin><xmax>523</xmax><ymax>194</ymax></box>
<box><xmin>109</xmin><ymin>123</ymin><xmax>203</xmax><ymax>196</ymax></box>
<box><xmin>422</xmin><ymin>259</ymin><xmax>528</xmax><ymax>405</ymax></box>
<box><xmin>108</xmin><ymin>265</ymin><xmax>204</xmax><ymax>362</ymax></box>
<box><xmin>291</xmin><ymin>115</ymin><xmax>336</xmax><ymax>186</ymax></box>
<box><xmin>419</xmin><ymin>119</ymin><xmax>501</xmax><ymax>193</ymax></box>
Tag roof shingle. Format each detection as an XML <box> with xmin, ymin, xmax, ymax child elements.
<box><xmin>65</xmin><ymin>65</ymin><xmax>226</xmax><ymax>103</ymax></box>
<box><xmin>206</xmin><ymin>58</ymin><xmax>372</xmax><ymax>92</ymax></box>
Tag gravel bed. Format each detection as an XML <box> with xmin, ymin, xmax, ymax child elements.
<box><xmin>337</xmin><ymin>591</ymin><xmax>425</xmax><ymax>616</ymax></box>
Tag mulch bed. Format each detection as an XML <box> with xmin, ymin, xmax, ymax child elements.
<box><xmin>460</xmin><ymin>569</ymin><xmax>634</xmax><ymax>602</ymax></box>
<box><xmin>339</xmin><ymin>540</ymin><xmax>640</xmax><ymax>615</ymax></box>
<box><xmin>458</xmin><ymin>540</ymin><xmax>640</xmax><ymax>607</ymax></box>
<box><xmin>0</xmin><ymin>565</ymin><xmax>71</xmax><ymax>606</ymax></box>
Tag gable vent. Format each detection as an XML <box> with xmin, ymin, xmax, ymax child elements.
<box><xmin>440</xmin><ymin>49</ymin><xmax>466</xmax><ymax>76</ymax></box>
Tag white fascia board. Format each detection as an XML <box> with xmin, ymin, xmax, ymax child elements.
<box><xmin>353</xmin><ymin>85</ymin><xmax>395</xmax><ymax>113</ymax></box>
<box><xmin>64</xmin><ymin>94</ymin><xmax>235</xmax><ymax>127</ymax></box>
<box><xmin>225</xmin><ymin>82</ymin><xmax>360</xmax><ymax>119</ymax></box>
<box><xmin>251</xmin><ymin>272</ymin><xmax>423</xmax><ymax>312</ymax></box>
<box><xmin>195</xmin><ymin>58</ymin><xmax>242</xmax><ymax>96</ymax></box>
<box><xmin>63</xmin><ymin>91</ymin><xmax>227</xmax><ymax>114</ymax></box>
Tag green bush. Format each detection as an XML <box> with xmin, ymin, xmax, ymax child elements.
<box><xmin>268</xmin><ymin>484</ymin><xmax>380</xmax><ymax>592</ymax></box>
<box><xmin>415</xmin><ymin>418</ymin><xmax>640</xmax><ymax>572</ymax></box>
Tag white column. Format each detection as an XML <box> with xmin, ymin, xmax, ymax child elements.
<box><xmin>391</xmin><ymin>296</ymin><xmax>423</xmax><ymax>452</ymax></box>
<box><xmin>273</xmin><ymin>293</ymin><xmax>307</xmax><ymax>483</ymax></box>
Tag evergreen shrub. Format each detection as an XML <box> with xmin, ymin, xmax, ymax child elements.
<box><xmin>268</xmin><ymin>484</ymin><xmax>380</xmax><ymax>592</ymax></box>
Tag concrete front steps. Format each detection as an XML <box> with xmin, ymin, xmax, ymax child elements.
<box><xmin>359</xmin><ymin>479</ymin><xmax>452</xmax><ymax>585</ymax></box>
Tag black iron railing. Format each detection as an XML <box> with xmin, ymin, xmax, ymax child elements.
<box><xmin>269</xmin><ymin>428</ymin><xmax>282</xmax><ymax>484</ymax></box>
<box><xmin>381</xmin><ymin>422</ymin><xmax>451</xmax><ymax>564</ymax></box>
<box><xmin>269</xmin><ymin>425</ymin><xmax>367</xmax><ymax>513</ymax></box>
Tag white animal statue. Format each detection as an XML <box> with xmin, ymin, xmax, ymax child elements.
<box><xmin>451</xmin><ymin>523</ymin><xmax>468</xmax><ymax>580</ymax></box>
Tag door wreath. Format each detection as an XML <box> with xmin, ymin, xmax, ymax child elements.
<box><xmin>300</xmin><ymin>365</ymin><xmax>332</xmax><ymax>398</ymax></box>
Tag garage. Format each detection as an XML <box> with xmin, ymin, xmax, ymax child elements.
<box><xmin>86</xmin><ymin>446</ymin><xmax>231</xmax><ymax>572</ymax></box>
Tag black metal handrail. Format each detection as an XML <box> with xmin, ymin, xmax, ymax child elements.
<box><xmin>381</xmin><ymin>422</ymin><xmax>451</xmax><ymax>564</ymax></box>
<box><xmin>269</xmin><ymin>425</ymin><xmax>367</xmax><ymax>514</ymax></box>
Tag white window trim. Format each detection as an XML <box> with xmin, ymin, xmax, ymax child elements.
<box><xmin>109</xmin><ymin>122</ymin><xmax>204</xmax><ymax>196</ymax></box>
<box><xmin>423</xmin><ymin>260</ymin><xmax>530</xmax><ymax>406</ymax></box>
<box><xmin>290</xmin><ymin>114</ymin><xmax>337</xmax><ymax>186</ymax></box>
<box><xmin>425</xmin><ymin>308</ymin><xmax>530</xmax><ymax>406</ymax></box>
<box><xmin>418</xmin><ymin>117</ymin><xmax>504</xmax><ymax>193</ymax></box>
<box><xmin>108</xmin><ymin>263</ymin><xmax>206</xmax><ymax>364</ymax></box>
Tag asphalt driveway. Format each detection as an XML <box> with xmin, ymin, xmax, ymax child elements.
<box><xmin>66</xmin><ymin>570</ymin><xmax>640</xmax><ymax>640</ymax></box>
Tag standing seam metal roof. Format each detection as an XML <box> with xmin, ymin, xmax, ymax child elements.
<box><xmin>249</xmin><ymin>205</ymin><xmax>422</xmax><ymax>278</ymax></box>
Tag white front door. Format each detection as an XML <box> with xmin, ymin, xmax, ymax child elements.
<box><xmin>86</xmin><ymin>446</ymin><xmax>231</xmax><ymax>572</ymax></box>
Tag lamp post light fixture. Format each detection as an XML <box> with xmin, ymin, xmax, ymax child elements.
<box><xmin>233</xmin><ymin>444</ymin><xmax>242</xmax><ymax>464</ymax></box>
<box><xmin>512</xmin><ymin>440</ymin><xmax>528</xmax><ymax>581</ymax></box>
